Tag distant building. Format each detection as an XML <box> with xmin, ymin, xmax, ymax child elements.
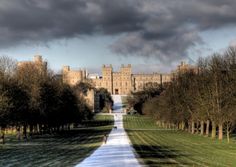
<box><xmin>171</xmin><ymin>61</ymin><xmax>198</xmax><ymax>79</ymax></box>
<box><xmin>176</xmin><ymin>61</ymin><xmax>196</xmax><ymax>73</ymax></box>
<box><xmin>62</xmin><ymin>66</ymin><xmax>87</xmax><ymax>85</ymax></box>
<box><xmin>17</xmin><ymin>56</ymin><xmax>195</xmax><ymax>112</ymax></box>
<box><xmin>17</xmin><ymin>55</ymin><xmax>47</xmax><ymax>73</ymax></box>
<box><xmin>87</xmin><ymin>73</ymin><xmax>101</xmax><ymax>79</ymax></box>
<box><xmin>62</xmin><ymin>64</ymin><xmax>172</xmax><ymax>95</ymax></box>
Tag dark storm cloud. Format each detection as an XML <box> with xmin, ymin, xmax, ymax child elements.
<box><xmin>1</xmin><ymin>0</ymin><xmax>236</xmax><ymax>63</ymax></box>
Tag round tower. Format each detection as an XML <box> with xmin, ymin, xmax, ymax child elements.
<box><xmin>33</xmin><ymin>55</ymin><xmax>43</xmax><ymax>63</ymax></box>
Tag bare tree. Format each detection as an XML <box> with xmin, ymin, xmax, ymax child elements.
<box><xmin>0</xmin><ymin>56</ymin><xmax>17</xmax><ymax>79</ymax></box>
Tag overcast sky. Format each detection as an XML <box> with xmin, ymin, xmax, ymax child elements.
<box><xmin>1</xmin><ymin>0</ymin><xmax>236</xmax><ymax>73</ymax></box>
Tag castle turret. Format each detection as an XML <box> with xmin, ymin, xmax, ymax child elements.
<box><xmin>63</xmin><ymin>66</ymin><xmax>70</xmax><ymax>73</ymax></box>
<box><xmin>82</xmin><ymin>69</ymin><xmax>87</xmax><ymax>79</ymax></box>
<box><xmin>120</xmin><ymin>64</ymin><xmax>132</xmax><ymax>94</ymax></box>
<box><xmin>33</xmin><ymin>55</ymin><xmax>43</xmax><ymax>63</ymax></box>
<box><xmin>102</xmin><ymin>64</ymin><xmax>113</xmax><ymax>94</ymax></box>
<box><xmin>62</xmin><ymin>66</ymin><xmax>70</xmax><ymax>83</ymax></box>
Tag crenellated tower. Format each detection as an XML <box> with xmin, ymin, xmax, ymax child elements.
<box><xmin>120</xmin><ymin>64</ymin><xmax>132</xmax><ymax>94</ymax></box>
<box><xmin>102</xmin><ymin>64</ymin><xmax>113</xmax><ymax>94</ymax></box>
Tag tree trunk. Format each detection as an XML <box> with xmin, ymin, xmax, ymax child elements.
<box><xmin>218</xmin><ymin>123</ymin><xmax>223</xmax><ymax>140</ymax></box>
<box><xmin>178</xmin><ymin>123</ymin><xmax>180</xmax><ymax>129</ymax></box>
<box><xmin>166</xmin><ymin>122</ymin><xmax>170</xmax><ymax>129</ymax></box>
<box><xmin>35</xmin><ymin>124</ymin><xmax>40</xmax><ymax>134</ymax></box>
<box><xmin>181</xmin><ymin>121</ymin><xmax>185</xmax><ymax>130</ymax></box>
<box><xmin>206</xmin><ymin>120</ymin><xmax>210</xmax><ymax>136</ymax></box>
<box><xmin>226</xmin><ymin>123</ymin><xmax>230</xmax><ymax>143</ymax></box>
<box><xmin>29</xmin><ymin>125</ymin><xmax>33</xmax><ymax>138</ymax></box>
<box><xmin>16</xmin><ymin>126</ymin><xmax>21</xmax><ymax>140</ymax></box>
<box><xmin>211</xmin><ymin>121</ymin><xmax>216</xmax><ymax>139</ymax></box>
<box><xmin>191</xmin><ymin>121</ymin><xmax>195</xmax><ymax>134</ymax></box>
<box><xmin>164</xmin><ymin>122</ymin><xmax>167</xmax><ymax>129</ymax></box>
<box><xmin>1</xmin><ymin>128</ymin><xmax>5</xmax><ymax>144</ymax></box>
<box><xmin>200</xmin><ymin>121</ymin><xmax>204</xmax><ymax>135</ymax></box>
<box><xmin>188</xmin><ymin>122</ymin><xmax>191</xmax><ymax>133</ymax></box>
<box><xmin>23</xmin><ymin>124</ymin><xmax>27</xmax><ymax>140</ymax></box>
<box><xmin>196</xmin><ymin>121</ymin><xmax>199</xmax><ymax>134</ymax></box>
<box><xmin>161</xmin><ymin>121</ymin><xmax>165</xmax><ymax>128</ymax></box>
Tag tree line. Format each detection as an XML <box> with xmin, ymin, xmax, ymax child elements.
<box><xmin>128</xmin><ymin>47</ymin><xmax>236</xmax><ymax>143</ymax></box>
<box><xmin>0</xmin><ymin>56</ymin><xmax>112</xmax><ymax>143</ymax></box>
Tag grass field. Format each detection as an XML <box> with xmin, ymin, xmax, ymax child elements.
<box><xmin>0</xmin><ymin>115</ymin><xmax>113</xmax><ymax>167</ymax></box>
<box><xmin>121</xmin><ymin>95</ymin><xmax>128</xmax><ymax>109</ymax></box>
<box><xmin>124</xmin><ymin>115</ymin><xmax>236</xmax><ymax>167</ymax></box>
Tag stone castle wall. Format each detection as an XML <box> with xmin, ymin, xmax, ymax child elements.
<box><xmin>17</xmin><ymin>55</ymin><xmax>47</xmax><ymax>73</ymax></box>
<box><xmin>62</xmin><ymin>66</ymin><xmax>87</xmax><ymax>85</ymax></box>
<box><xmin>18</xmin><ymin>56</ymin><xmax>195</xmax><ymax>112</ymax></box>
<box><xmin>62</xmin><ymin>64</ymin><xmax>174</xmax><ymax>95</ymax></box>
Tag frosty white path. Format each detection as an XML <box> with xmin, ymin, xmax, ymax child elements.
<box><xmin>75</xmin><ymin>95</ymin><xmax>141</xmax><ymax>167</ymax></box>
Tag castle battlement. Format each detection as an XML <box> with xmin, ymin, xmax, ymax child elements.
<box><xmin>17</xmin><ymin>55</ymin><xmax>47</xmax><ymax>73</ymax></box>
<box><xmin>62</xmin><ymin>64</ymin><xmax>176</xmax><ymax>95</ymax></box>
<box><xmin>102</xmin><ymin>64</ymin><xmax>113</xmax><ymax>68</ymax></box>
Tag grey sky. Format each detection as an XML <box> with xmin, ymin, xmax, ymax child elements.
<box><xmin>0</xmin><ymin>0</ymin><xmax>236</xmax><ymax>73</ymax></box>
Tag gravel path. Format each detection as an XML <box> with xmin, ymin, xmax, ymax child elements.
<box><xmin>75</xmin><ymin>95</ymin><xmax>141</xmax><ymax>167</ymax></box>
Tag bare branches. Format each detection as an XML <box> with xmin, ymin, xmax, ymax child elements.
<box><xmin>136</xmin><ymin>46</ymin><xmax>236</xmax><ymax>142</ymax></box>
<box><xmin>0</xmin><ymin>56</ymin><xmax>17</xmax><ymax>80</ymax></box>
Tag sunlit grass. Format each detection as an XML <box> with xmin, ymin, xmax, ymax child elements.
<box><xmin>124</xmin><ymin>115</ymin><xmax>236</xmax><ymax>167</ymax></box>
<box><xmin>0</xmin><ymin>115</ymin><xmax>114</xmax><ymax>167</ymax></box>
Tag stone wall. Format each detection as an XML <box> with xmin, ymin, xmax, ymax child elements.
<box><xmin>17</xmin><ymin>55</ymin><xmax>47</xmax><ymax>74</ymax></box>
<box><xmin>62</xmin><ymin>64</ymin><xmax>174</xmax><ymax>95</ymax></box>
<box><xmin>62</xmin><ymin>62</ymin><xmax>198</xmax><ymax>96</ymax></box>
<box><xmin>62</xmin><ymin>66</ymin><xmax>86</xmax><ymax>85</ymax></box>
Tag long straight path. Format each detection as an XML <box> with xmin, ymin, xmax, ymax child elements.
<box><xmin>75</xmin><ymin>95</ymin><xmax>141</xmax><ymax>167</ymax></box>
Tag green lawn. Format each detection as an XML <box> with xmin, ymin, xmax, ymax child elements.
<box><xmin>121</xmin><ymin>95</ymin><xmax>128</xmax><ymax>109</ymax></box>
<box><xmin>124</xmin><ymin>115</ymin><xmax>236</xmax><ymax>167</ymax></box>
<box><xmin>0</xmin><ymin>115</ymin><xmax>113</xmax><ymax>167</ymax></box>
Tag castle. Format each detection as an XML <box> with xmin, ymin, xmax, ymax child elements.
<box><xmin>63</xmin><ymin>64</ymin><xmax>172</xmax><ymax>95</ymax></box>
<box><xmin>17</xmin><ymin>55</ymin><xmax>195</xmax><ymax>112</ymax></box>
<box><xmin>17</xmin><ymin>56</ymin><xmax>96</xmax><ymax>111</ymax></box>
<box><xmin>17</xmin><ymin>55</ymin><xmax>194</xmax><ymax>96</ymax></box>
<box><xmin>17</xmin><ymin>55</ymin><xmax>47</xmax><ymax>72</ymax></box>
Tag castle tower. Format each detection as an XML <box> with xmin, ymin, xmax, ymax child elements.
<box><xmin>62</xmin><ymin>66</ymin><xmax>84</xmax><ymax>85</ymax></box>
<box><xmin>102</xmin><ymin>64</ymin><xmax>113</xmax><ymax>94</ymax></box>
<box><xmin>120</xmin><ymin>64</ymin><xmax>132</xmax><ymax>94</ymax></box>
<box><xmin>34</xmin><ymin>55</ymin><xmax>48</xmax><ymax>73</ymax></box>
<box><xmin>63</xmin><ymin>66</ymin><xmax>70</xmax><ymax>73</ymax></box>
<box><xmin>33</xmin><ymin>55</ymin><xmax>43</xmax><ymax>63</ymax></box>
<box><xmin>82</xmin><ymin>69</ymin><xmax>87</xmax><ymax>79</ymax></box>
<box><xmin>62</xmin><ymin>66</ymin><xmax>70</xmax><ymax>83</ymax></box>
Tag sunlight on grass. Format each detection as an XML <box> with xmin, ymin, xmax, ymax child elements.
<box><xmin>0</xmin><ymin>115</ymin><xmax>114</xmax><ymax>167</ymax></box>
<box><xmin>124</xmin><ymin>115</ymin><xmax>236</xmax><ymax>167</ymax></box>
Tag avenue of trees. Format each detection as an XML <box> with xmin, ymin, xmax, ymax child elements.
<box><xmin>128</xmin><ymin>47</ymin><xmax>236</xmax><ymax>142</ymax></box>
<box><xmin>0</xmin><ymin>56</ymin><xmax>112</xmax><ymax>143</ymax></box>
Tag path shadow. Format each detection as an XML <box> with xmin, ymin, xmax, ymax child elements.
<box><xmin>0</xmin><ymin>143</ymin><xmax>98</xmax><ymax>167</ymax></box>
<box><xmin>112</xmin><ymin>105</ymin><xmax>123</xmax><ymax>110</ymax></box>
<box><xmin>132</xmin><ymin>144</ymin><xmax>191</xmax><ymax>166</ymax></box>
<box><xmin>0</xmin><ymin>128</ymin><xmax>111</xmax><ymax>167</ymax></box>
